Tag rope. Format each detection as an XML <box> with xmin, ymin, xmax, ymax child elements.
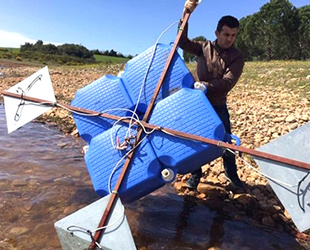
<box><xmin>108</xmin><ymin>133</ymin><xmax>154</xmax><ymax>194</ymax></box>
<box><xmin>125</xmin><ymin>19</ymin><xmax>180</xmax><ymax>140</ymax></box>
<box><xmin>66</xmin><ymin>202</ymin><xmax>125</xmax><ymax>249</ymax></box>
<box><xmin>161</xmin><ymin>127</ymin><xmax>300</xmax><ymax>189</ymax></box>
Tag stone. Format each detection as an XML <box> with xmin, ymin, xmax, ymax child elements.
<box><xmin>284</xmin><ymin>209</ymin><xmax>292</xmax><ymax>220</ymax></box>
<box><xmin>233</xmin><ymin>194</ymin><xmax>255</xmax><ymax>206</ymax></box>
<box><xmin>206</xmin><ymin>175</ymin><xmax>219</xmax><ymax>184</ymax></box>
<box><xmin>34</xmin><ymin>223</ymin><xmax>51</xmax><ymax>233</ymax></box>
<box><xmin>71</xmin><ymin>170</ymin><xmax>82</xmax><ymax>177</ymax></box>
<box><xmin>260</xmin><ymin>204</ymin><xmax>282</xmax><ymax>214</ymax></box>
<box><xmin>285</xmin><ymin>115</ymin><xmax>296</xmax><ymax>123</ymax></box>
<box><xmin>12</xmin><ymin>179</ymin><xmax>28</xmax><ymax>187</ymax></box>
<box><xmin>277</xmin><ymin>213</ymin><xmax>290</xmax><ymax>223</ymax></box>
<box><xmin>273</xmin><ymin>117</ymin><xmax>283</xmax><ymax>123</ymax></box>
<box><xmin>289</xmin><ymin>123</ymin><xmax>298</xmax><ymax>130</ymax></box>
<box><xmin>197</xmin><ymin>193</ymin><xmax>206</xmax><ymax>199</ymax></box>
<box><xmin>262</xmin><ymin>216</ymin><xmax>275</xmax><ymax>227</ymax></box>
<box><xmin>53</xmin><ymin>176</ymin><xmax>75</xmax><ymax>185</ymax></box>
<box><xmin>301</xmin><ymin>115</ymin><xmax>309</xmax><ymax>121</ymax></box>
<box><xmin>23</xmin><ymin>202</ymin><xmax>35</xmax><ymax>211</ymax></box>
<box><xmin>211</xmin><ymin>163</ymin><xmax>222</xmax><ymax>176</ymax></box>
<box><xmin>71</xmin><ymin>128</ymin><xmax>79</xmax><ymax>136</ymax></box>
<box><xmin>173</xmin><ymin>182</ymin><xmax>186</xmax><ymax>192</ymax></box>
<box><xmin>63</xmin><ymin>206</ymin><xmax>77</xmax><ymax>215</ymax></box>
<box><xmin>218</xmin><ymin>173</ymin><xmax>228</xmax><ymax>183</ymax></box>
<box><xmin>57</xmin><ymin>143</ymin><xmax>68</xmax><ymax>148</ymax></box>
<box><xmin>9</xmin><ymin>227</ymin><xmax>29</xmax><ymax>235</ymax></box>
<box><xmin>197</xmin><ymin>183</ymin><xmax>228</xmax><ymax>198</ymax></box>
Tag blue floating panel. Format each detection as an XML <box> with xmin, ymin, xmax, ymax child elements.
<box><xmin>70</xmin><ymin>42</ymin><xmax>239</xmax><ymax>203</ymax></box>
<box><xmin>71</xmin><ymin>75</ymin><xmax>134</xmax><ymax>143</ymax></box>
<box><xmin>122</xmin><ymin>43</ymin><xmax>195</xmax><ymax>113</ymax></box>
<box><xmin>85</xmin><ymin>124</ymin><xmax>165</xmax><ymax>203</ymax></box>
<box><xmin>149</xmin><ymin>88</ymin><xmax>227</xmax><ymax>174</ymax></box>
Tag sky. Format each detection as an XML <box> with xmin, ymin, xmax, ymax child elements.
<box><xmin>0</xmin><ymin>0</ymin><xmax>308</xmax><ymax>56</ymax></box>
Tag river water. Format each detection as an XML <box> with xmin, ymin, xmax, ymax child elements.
<box><xmin>0</xmin><ymin>103</ymin><xmax>305</xmax><ymax>250</ymax></box>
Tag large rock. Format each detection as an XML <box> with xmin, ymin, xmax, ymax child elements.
<box><xmin>197</xmin><ymin>183</ymin><xmax>228</xmax><ymax>198</ymax></box>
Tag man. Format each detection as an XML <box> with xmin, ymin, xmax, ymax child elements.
<box><xmin>179</xmin><ymin>0</ymin><xmax>245</xmax><ymax>190</ymax></box>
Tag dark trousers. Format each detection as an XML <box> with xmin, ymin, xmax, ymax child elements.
<box><xmin>191</xmin><ymin>104</ymin><xmax>237</xmax><ymax>177</ymax></box>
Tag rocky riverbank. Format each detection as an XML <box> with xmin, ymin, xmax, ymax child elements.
<box><xmin>1</xmin><ymin>60</ymin><xmax>310</xmax><ymax>249</ymax></box>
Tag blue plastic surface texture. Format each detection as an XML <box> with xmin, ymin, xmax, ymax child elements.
<box><xmin>149</xmin><ymin>88</ymin><xmax>226</xmax><ymax>174</ymax></box>
<box><xmin>122</xmin><ymin>43</ymin><xmax>195</xmax><ymax>112</ymax></box>
<box><xmin>71</xmin><ymin>42</ymin><xmax>240</xmax><ymax>203</ymax></box>
<box><xmin>71</xmin><ymin>75</ymin><xmax>133</xmax><ymax>143</ymax></box>
<box><xmin>85</xmin><ymin>124</ymin><xmax>165</xmax><ymax>203</ymax></box>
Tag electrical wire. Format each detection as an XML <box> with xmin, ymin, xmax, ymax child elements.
<box><xmin>125</xmin><ymin>19</ymin><xmax>180</xmax><ymax>140</ymax></box>
<box><xmin>91</xmin><ymin>201</ymin><xmax>125</xmax><ymax>232</ymax></box>
<box><xmin>107</xmin><ymin>19</ymin><xmax>180</xmax><ymax>192</ymax></box>
<box><xmin>226</xmin><ymin>148</ymin><xmax>299</xmax><ymax>188</ymax></box>
<box><xmin>108</xmin><ymin>134</ymin><xmax>149</xmax><ymax>194</ymax></box>
<box><xmin>47</xmin><ymin>19</ymin><xmax>183</xmax><ymax>244</ymax></box>
<box><xmin>161</xmin><ymin>127</ymin><xmax>300</xmax><ymax>188</ymax></box>
<box><xmin>67</xmin><ymin>201</ymin><xmax>125</xmax><ymax>249</ymax></box>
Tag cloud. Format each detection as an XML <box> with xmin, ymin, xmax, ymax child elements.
<box><xmin>0</xmin><ymin>29</ymin><xmax>62</xmax><ymax>48</ymax></box>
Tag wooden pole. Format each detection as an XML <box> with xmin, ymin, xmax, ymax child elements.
<box><xmin>87</xmin><ymin>10</ymin><xmax>192</xmax><ymax>249</ymax></box>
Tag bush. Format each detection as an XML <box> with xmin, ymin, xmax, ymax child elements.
<box><xmin>16</xmin><ymin>56</ymin><xmax>22</xmax><ymax>61</ymax></box>
<box><xmin>1</xmin><ymin>52</ymin><xmax>13</xmax><ymax>59</ymax></box>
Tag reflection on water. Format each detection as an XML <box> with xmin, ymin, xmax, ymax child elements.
<box><xmin>128</xmin><ymin>186</ymin><xmax>303</xmax><ymax>250</ymax></box>
<box><xmin>0</xmin><ymin>104</ymin><xmax>304</xmax><ymax>250</ymax></box>
<box><xmin>0</xmin><ymin>103</ymin><xmax>99</xmax><ymax>250</ymax></box>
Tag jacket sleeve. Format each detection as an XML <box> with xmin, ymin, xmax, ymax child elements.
<box><xmin>178</xmin><ymin>21</ymin><xmax>203</xmax><ymax>57</ymax></box>
<box><xmin>205</xmin><ymin>54</ymin><xmax>244</xmax><ymax>93</ymax></box>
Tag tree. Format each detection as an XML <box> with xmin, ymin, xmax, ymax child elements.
<box><xmin>183</xmin><ymin>36</ymin><xmax>207</xmax><ymax>63</ymax></box>
<box><xmin>41</xmin><ymin>43</ymin><xmax>58</xmax><ymax>54</ymax></box>
<box><xmin>117</xmin><ymin>52</ymin><xmax>124</xmax><ymax>58</ymax></box>
<box><xmin>20</xmin><ymin>42</ymin><xmax>33</xmax><ymax>52</ymax></box>
<box><xmin>33</xmin><ymin>40</ymin><xmax>44</xmax><ymax>52</ymax></box>
<box><xmin>297</xmin><ymin>5</ymin><xmax>310</xmax><ymax>59</ymax></box>
<box><xmin>235</xmin><ymin>0</ymin><xmax>306</xmax><ymax>61</ymax></box>
<box><xmin>235</xmin><ymin>14</ymin><xmax>264</xmax><ymax>61</ymax></box>
<box><xmin>57</xmin><ymin>44</ymin><xmax>94</xmax><ymax>59</ymax></box>
<box><xmin>102</xmin><ymin>50</ymin><xmax>109</xmax><ymax>56</ymax></box>
<box><xmin>91</xmin><ymin>49</ymin><xmax>100</xmax><ymax>55</ymax></box>
<box><xmin>108</xmin><ymin>49</ymin><xmax>117</xmax><ymax>57</ymax></box>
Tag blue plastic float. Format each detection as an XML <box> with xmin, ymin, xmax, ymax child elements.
<box><xmin>71</xmin><ymin>43</ymin><xmax>240</xmax><ymax>203</ymax></box>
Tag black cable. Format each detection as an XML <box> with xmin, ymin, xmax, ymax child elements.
<box><xmin>297</xmin><ymin>171</ymin><xmax>309</xmax><ymax>213</ymax></box>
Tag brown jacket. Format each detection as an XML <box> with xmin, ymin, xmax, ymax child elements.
<box><xmin>179</xmin><ymin>23</ymin><xmax>244</xmax><ymax>106</ymax></box>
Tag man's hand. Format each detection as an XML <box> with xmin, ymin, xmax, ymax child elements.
<box><xmin>184</xmin><ymin>0</ymin><xmax>199</xmax><ymax>13</ymax></box>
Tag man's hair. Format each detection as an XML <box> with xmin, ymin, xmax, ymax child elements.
<box><xmin>216</xmin><ymin>15</ymin><xmax>239</xmax><ymax>32</ymax></box>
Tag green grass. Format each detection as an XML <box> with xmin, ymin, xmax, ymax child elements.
<box><xmin>4</xmin><ymin>47</ymin><xmax>20</xmax><ymax>53</ymax></box>
<box><xmin>94</xmin><ymin>54</ymin><xmax>129</xmax><ymax>63</ymax></box>
<box><xmin>187</xmin><ymin>60</ymin><xmax>310</xmax><ymax>100</ymax></box>
<box><xmin>240</xmin><ymin>60</ymin><xmax>310</xmax><ymax>99</ymax></box>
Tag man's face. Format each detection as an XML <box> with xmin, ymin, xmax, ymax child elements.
<box><xmin>215</xmin><ymin>25</ymin><xmax>238</xmax><ymax>49</ymax></box>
